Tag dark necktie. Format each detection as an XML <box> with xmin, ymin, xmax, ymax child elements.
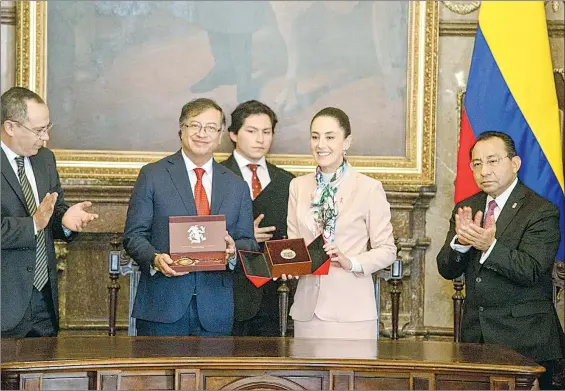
<box><xmin>483</xmin><ymin>199</ymin><xmax>497</xmax><ymax>229</ymax></box>
<box><xmin>193</xmin><ymin>168</ymin><xmax>210</xmax><ymax>216</ymax></box>
<box><xmin>15</xmin><ymin>156</ymin><xmax>49</xmax><ymax>291</ymax></box>
<box><xmin>247</xmin><ymin>164</ymin><xmax>262</xmax><ymax>200</ymax></box>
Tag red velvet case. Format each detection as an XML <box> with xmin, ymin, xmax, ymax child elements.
<box><xmin>239</xmin><ymin>235</ymin><xmax>330</xmax><ymax>288</ymax></box>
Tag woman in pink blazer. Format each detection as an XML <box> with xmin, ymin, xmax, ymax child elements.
<box><xmin>287</xmin><ymin>107</ymin><xmax>397</xmax><ymax>339</ymax></box>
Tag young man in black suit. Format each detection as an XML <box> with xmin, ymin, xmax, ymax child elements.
<box><xmin>222</xmin><ymin>100</ymin><xmax>295</xmax><ymax>336</ymax></box>
<box><xmin>436</xmin><ymin>131</ymin><xmax>565</xmax><ymax>390</ymax></box>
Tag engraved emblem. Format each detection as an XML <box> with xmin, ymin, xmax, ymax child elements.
<box><xmin>280</xmin><ymin>248</ymin><xmax>296</xmax><ymax>260</ymax></box>
<box><xmin>187</xmin><ymin>225</ymin><xmax>206</xmax><ymax>244</ymax></box>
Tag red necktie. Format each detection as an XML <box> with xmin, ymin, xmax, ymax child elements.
<box><xmin>193</xmin><ymin>168</ymin><xmax>210</xmax><ymax>216</ymax></box>
<box><xmin>247</xmin><ymin>164</ymin><xmax>262</xmax><ymax>200</ymax></box>
<box><xmin>483</xmin><ymin>200</ymin><xmax>497</xmax><ymax>229</ymax></box>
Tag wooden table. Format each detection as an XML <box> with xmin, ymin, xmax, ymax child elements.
<box><xmin>1</xmin><ymin>337</ymin><xmax>544</xmax><ymax>390</ymax></box>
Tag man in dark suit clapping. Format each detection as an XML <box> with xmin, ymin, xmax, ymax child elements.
<box><xmin>437</xmin><ymin>131</ymin><xmax>565</xmax><ymax>390</ymax></box>
<box><xmin>1</xmin><ymin>87</ymin><xmax>98</xmax><ymax>338</ymax></box>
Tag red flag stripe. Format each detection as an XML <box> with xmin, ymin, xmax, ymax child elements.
<box><xmin>454</xmin><ymin>107</ymin><xmax>480</xmax><ymax>203</ymax></box>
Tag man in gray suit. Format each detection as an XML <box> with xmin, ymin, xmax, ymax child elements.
<box><xmin>437</xmin><ymin>131</ymin><xmax>565</xmax><ymax>389</ymax></box>
<box><xmin>1</xmin><ymin>87</ymin><xmax>98</xmax><ymax>338</ymax></box>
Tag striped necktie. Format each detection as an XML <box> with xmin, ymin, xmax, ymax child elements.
<box><xmin>15</xmin><ymin>156</ymin><xmax>49</xmax><ymax>291</ymax></box>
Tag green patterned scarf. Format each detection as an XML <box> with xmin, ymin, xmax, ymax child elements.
<box><xmin>310</xmin><ymin>161</ymin><xmax>348</xmax><ymax>242</ymax></box>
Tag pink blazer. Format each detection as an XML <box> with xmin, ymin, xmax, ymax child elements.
<box><xmin>288</xmin><ymin>167</ymin><xmax>397</xmax><ymax>322</ymax></box>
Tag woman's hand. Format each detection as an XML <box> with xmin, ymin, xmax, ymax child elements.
<box><xmin>273</xmin><ymin>274</ymin><xmax>299</xmax><ymax>281</ymax></box>
<box><xmin>323</xmin><ymin>242</ymin><xmax>352</xmax><ymax>270</ymax></box>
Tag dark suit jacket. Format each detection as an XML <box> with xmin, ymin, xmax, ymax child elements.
<box><xmin>123</xmin><ymin>150</ymin><xmax>257</xmax><ymax>334</ymax></box>
<box><xmin>1</xmin><ymin>147</ymin><xmax>73</xmax><ymax>332</ymax></box>
<box><xmin>437</xmin><ymin>181</ymin><xmax>565</xmax><ymax>362</ymax></box>
<box><xmin>221</xmin><ymin>154</ymin><xmax>294</xmax><ymax>322</ymax></box>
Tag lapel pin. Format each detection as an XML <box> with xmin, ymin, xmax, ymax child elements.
<box><xmin>512</xmin><ymin>202</ymin><xmax>517</xmax><ymax>209</ymax></box>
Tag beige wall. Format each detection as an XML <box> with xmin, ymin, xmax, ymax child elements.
<box><xmin>1</xmin><ymin>1</ymin><xmax>564</xmax><ymax>332</ymax></box>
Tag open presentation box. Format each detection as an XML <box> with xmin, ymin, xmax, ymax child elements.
<box><xmin>169</xmin><ymin>215</ymin><xmax>227</xmax><ymax>272</ymax></box>
<box><xmin>238</xmin><ymin>235</ymin><xmax>330</xmax><ymax>288</ymax></box>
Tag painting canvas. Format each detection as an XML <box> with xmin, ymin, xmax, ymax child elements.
<box><xmin>16</xmin><ymin>1</ymin><xmax>438</xmax><ymax>189</ymax></box>
<box><xmin>46</xmin><ymin>1</ymin><xmax>408</xmax><ymax>156</ymax></box>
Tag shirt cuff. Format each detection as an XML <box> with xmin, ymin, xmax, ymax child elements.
<box><xmin>348</xmin><ymin>257</ymin><xmax>364</xmax><ymax>273</ymax></box>
<box><xmin>150</xmin><ymin>264</ymin><xmax>158</xmax><ymax>276</ymax></box>
<box><xmin>479</xmin><ymin>239</ymin><xmax>497</xmax><ymax>264</ymax></box>
<box><xmin>62</xmin><ymin>226</ymin><xmax>73</xmax><ymax>237</ymax></box>
<box><xmin>450</xmin><ymin>235</ymin><xmax>472</xmax><ymax>253</ymax></box>
<box><xmin>227</xmin><ymin>249</ymin><xmax>237</xmax><ymax>271</ymax></box>
<box><xmin>33</xmin><ymin>218</ymin><xmax>38</xmax><ymax>236</ymax></box>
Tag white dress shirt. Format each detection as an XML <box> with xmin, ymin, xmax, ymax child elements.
<box><xmin>182</xmin><ymin>150</ymin><xmax>213</xmax><ymax>205</ymax></box>
<box><xmin>451</xmin><ymin>178</ymin><xmax>519</xmax><ymax>264</ymax></box>
<box><xmin>232</xmin><ymin>149</ymin><xmax>271</xmax><ymax>198</ymax></box>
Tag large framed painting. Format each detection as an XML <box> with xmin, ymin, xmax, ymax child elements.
<box><xmin>16</xmin><ymin>1</ymin><xmax>438</xmax><ymax>191</ymax></box>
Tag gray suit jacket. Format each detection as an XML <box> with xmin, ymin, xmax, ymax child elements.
<box><xmin>1</xmin><ymin>147</ymin><xmax>73</xmax><ymax>332</ymax></box>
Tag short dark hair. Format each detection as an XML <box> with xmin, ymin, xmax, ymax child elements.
<box><xmin>1</xmin><ymin>87</ymin><xmax>45</xmax><ymax>125</ymax></box>
<box><xmin>469</xmin><ymin>131</ymin><xmax>517</xmax><ymax>159</ymax></box>
<box><xmin>228</xmin><ymin>100</ymin><xmax>278</xmax><ymax>134</ymax></box>
<box><xmin>311</xmin><ymin>107</ymin><xmax>351</xmax><ymax>138</ymax></box>
<box><xmin>178</xmin><ymin>98</ymin><xmax>226</xmax><ymax>127</ymax></box>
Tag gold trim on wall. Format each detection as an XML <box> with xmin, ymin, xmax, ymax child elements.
<box><xmin>441</xmin><ymin>1</ymin><xmax>564</xmax><ymax>15</ymax></box>
<box><xmin>1</xmin><ymin>1</ymin><xmax>16</xmax><ymax>25</ymax></box>
<box><xmin>440</xmin><ymin>20</ymin><xmax>565</xmax><ymax>38</ymax></box>
<box><xmin>16</xmin><ymin>1</ymin><xmax>439</xmax><ymax>192</ymax></box>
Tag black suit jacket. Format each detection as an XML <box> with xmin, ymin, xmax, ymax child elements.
<box><xmin>437</xmin><ymin>181</ymin><xmax>564</xmax><ymax>362</ymax></box>
<box><xmin>221</xmin><ymin>154</ymin><xmax>294</xmax><ymax>321</ymax></box>
<box><xmin>1</xmin><ymin>147</ymin><xmax>73</xmax><ymax>332</ymax></box>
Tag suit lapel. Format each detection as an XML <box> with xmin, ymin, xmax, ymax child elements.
<box><xmin>494</xmin><ymin>182</ymin><xmax>527</xmax><ymax>238</ymax></box>
<box><xmin>334</xmin><ymin>167</ymin><xmax>356</xmax><ymax>214</ymax></box>
<box><xmin>1</xmin><ymin>149</ymin><xmax>26</xmax><ymax>207</ymax></box>
<box><xmin>166</xmin><ymin>150</ymin><xmax>197</xmax><ymax>215</ymax></box>
<box><xmin>211</xmin><ymin>160</ymin><xmax>229</xmax><ymax>215</ymax></box>
<box><xmin>223</xmin><ymin>154</ymin><xmax>243</xmax><ymax>179</ymax></box>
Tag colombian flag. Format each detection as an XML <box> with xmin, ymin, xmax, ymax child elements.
<box><xmin>455</xmin><ymin>1</ymin><xmax>565</xmax><ymax>261</ymax></box>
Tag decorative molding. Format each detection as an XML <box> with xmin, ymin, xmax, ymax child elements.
<box><xmin>0</xmin><ymin>1</ymin><xmax>16</xmax><ymax>25</ymax></box>
<box><xmin>440</xmin><ymin>20</ymin><xmax>565</xmax><ymax>38</ymax></box>
<box><xmin>442</xmin><ymin>1</ymin><xmax>564</xmax><ymax>14</ymax></box>
<box><xmin>441</xmin><ymin>1</ymin><xmax>481</xmax><ymax>15</ymax></box>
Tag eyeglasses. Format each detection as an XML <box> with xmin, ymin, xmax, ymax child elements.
<box><xmin>11</xmin><ymin>120</ymin><xmax>53</xmax><ymax>138</ymax></box>
<box><xmin>470</xmin><ymin>155</ymin><xmax>510</xmax><ymax>171</ymax></box>
<box><xmin>182</xmin><ymin>122</ymin><xmax>221</xmax><ymax>135</ymax></box>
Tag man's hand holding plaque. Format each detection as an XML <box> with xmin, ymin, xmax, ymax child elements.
<box><xmin>154</xmin><ymin>253</ymin><xmax>190</xmax><ymax>278</ymax></box>
<box><xmin>225</xmin><ymin>232</ymin><xmax>236</xmax><ymax>261</ymax></box>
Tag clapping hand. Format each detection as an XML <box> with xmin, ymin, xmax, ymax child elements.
<box><xmin>62</xmin><ymin>201</ymin><xmax>98</xmax><ymax>232</ymax></box>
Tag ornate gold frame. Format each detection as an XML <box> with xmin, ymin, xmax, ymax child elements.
<box><xmin>16</xmin><ymin>1</ymin><xmax>439</xmax><ymax>191</ymax></box>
